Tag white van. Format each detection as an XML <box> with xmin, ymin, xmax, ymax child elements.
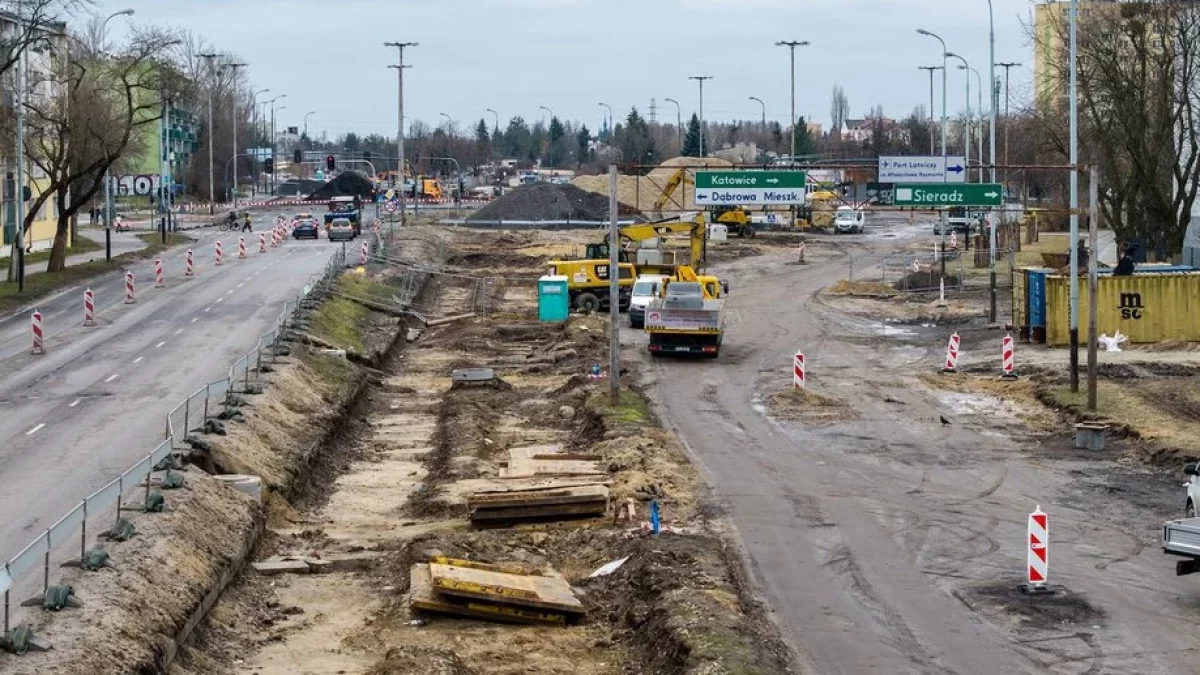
<box><xmin>834</xmin><ymin>206</ymin><xmax>865</xmax><ymax>234</ymax></box>
<box><xmin>629</xmin><ymin>274</ymin><xmax>668</xmax><ymax>329</ymax></box>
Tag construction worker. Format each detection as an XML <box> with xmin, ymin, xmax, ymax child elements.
<box><xmin>241</xmin><ymin>212</ymin><xmax>252</xmax><ymax>232</ymax></box>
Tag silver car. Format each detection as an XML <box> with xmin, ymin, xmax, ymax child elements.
<box><xmin>327</xmin><ymin>217</ymin><xmax>355</xmax><ymax>242</ymax></box>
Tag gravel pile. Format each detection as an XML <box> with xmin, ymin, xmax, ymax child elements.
<box><xmin>468</xmin><ymin>183</ymin><xmax>637</xmax><ymax>222</ymax></box>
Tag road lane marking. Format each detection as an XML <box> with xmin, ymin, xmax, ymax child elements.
<box><xmin>216</xmin><ymin>297</ymin><xmax>224</xmax><ymax>303</ymax></box>
<box><xmin>190</xmin><ymin>318</ymin><xmax>198</xmax><ymax>323</ymax></box>
<box><xmin>237</xmin><ymin>283</ymin><xmax>244</xmax><ymax>288</ymax></box>
<box><xmin>105</xmin><ymin>374</ymin><xmax>119</xmax><ymax>383</ymax></box>
<box><xmin>133</xmin><ymin>356</ymin><xmax>143</xmax><ymax>364</ymax></box>
<box><xmin>26</xmin><ymin>423</ymin><xmax>45</xmax><ymax>435</ymax></box>
<box><xmin>204</xmin><ymin>307</ymin><xmax>212</xmax><ymax>312</ymax></box>
<box><xmin>175</xmin><ymin>328</ymin><xmax>184</xmax><ymax>334</ymax></box>
<box><xmin>156</xmin><ymin>341</ymin><xmax>166</xmax><ymax>348</ymax></box>
<box><xmin>68</xmin><ymin>399</ymin><xmax>81</xmax><ymax>407</ymax></box>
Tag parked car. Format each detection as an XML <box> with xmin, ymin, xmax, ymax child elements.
<box><xmin>293</xmin><ymin>217</ymin><xmax>320</xmax><ymax>240</ymax></box>
<box><xmin>327</xmin><ymin>217</ymin><xmax>355</xmax><ymax>242</ymax></box>
<box><xmin>833</xmin><ymin>206</ymin><xmax>866</xmax><ymax>234</ymax></box>
<box><xmin>629</xmin><ymin>274</ymin><xmax>668</xmax><ymax>329</ymax></box>
<box><xmin>934</xmin><ymin>207</ymin><xmax>983</xmax><ymax>234</ymax></box>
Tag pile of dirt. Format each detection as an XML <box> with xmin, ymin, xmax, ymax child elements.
<box><xmin>765</xmin><ymin>388</ymin><xmax>854</xmax><ymax>425</ymax></box>
<box><xmin>826</xmin><ymin>280</ymin><xmax>899</xmax><ymax>298</ymax></box>
<box><xmin>893</xmin><ymin>271</ymin><xmax>961</xmax><ymax>290</ymax></box>
<box><xmin>573</xmin><ymin>156</ymin><xmax>735</xmax><ymax>213</ymax></box>
<box><xmin>467</xmin><ymin>183</ymin><xmax>638</xmax><ymax>222</ymax></box>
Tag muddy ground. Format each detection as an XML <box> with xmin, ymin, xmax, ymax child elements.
<box><xmin>170</xmin><ymin>227</ymin><xmax>791</xmax><ymax>675</ymax></box>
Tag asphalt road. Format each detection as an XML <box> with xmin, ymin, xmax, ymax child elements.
<box><xmin>0</xmin><ymin>209</ymin><xmax>345</xmax><ymax>563</ymax></box>
<box><xmin>636</xmin><ymin>219</ymin><xmax>1200</xmax><ymax>674</ymax></box>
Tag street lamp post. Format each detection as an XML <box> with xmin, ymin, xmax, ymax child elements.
<box><xmin>662</xmin><ymin>98</ymin><xmax>680</xmax><ymax>154</ymax></box>
<box><xmin>270</xmin><ymin>99</ymin><xmax>286</xmax><ymax>194</ymax></box>
<box><xmin>303</xmin><ymin>110</ymin><xmax>315</xmax><ymax>139</ymax></box>
<box><xmin>198</xmin><ymin>52</ymin><xmax>220</xmax><ymax>215</ymax></box>
<box><xmin>223</xmin><ymin>62</ymin><xmax>247</xmax><ymax>207</ymax></box>
<box><xmin>385</xmin><ymin>41</ymin><xmax>417</xmax><ymax>226</ymax></box>
<box><xmin>959</xmin><ymin>64</ymin><xmax>983</xmax><ymax>182</ymax></box>
<box><xmin>987</xmin><ymin>0</ymin><xmax>997</xmax><ymax>186</ymax></box>
<box><xmin>250</xmin><ymin>89</ymin><xmax>270</xmax><ymax>194</ymax></box>
<box><xmin>486</xmin><ymin>107</ymin><xmax>500</xmax><ymax>136</ymax></box>
<box><xmin>688</xmin><ymin>76</ymin><xmax>712</xmax><ymax>157</ymax></box>
<box><xmin>918</xmin><ymin>66</ymin><xmax>942</xmax><ymax>155</ymax></box>
<box><xmin>775</xmin><ymin>40</ymin><xmax>809</xmax><ymax>160</ymax></box>
<box><xmin>101</xmin><ymin>8</ymin><xmax>135</xmax><ymax>261</ymax></box>
<box><xmin>1068</xmin><ymin>0</ymin><xmax>1081</xmax><ymax>391</ymax></box>
<box><xmin>946</xmin><ymin>52</ymin><xmax>971</xmax><ymax>182</ymax></box>
<box><xmin>918</xmin><ymin>28</ymin><xmax>950</xmax><ymax>274</ymax></box>
<box><xmin>997</xmin><ymin>62</ymin><xmax>1021</xmax><ymax>190</ymax></box>
<box><xmin>440</xmin><ymin>112</ymin><xmax>452</xmax><ymax>130</ymax></box>
<box><xmin>597</xmin><ymin>102</ymin><xmax>612</xmax><ymax>142</ymax></box>
<box><xmin>748</xmin><ymin>96</ymin><xmax>765</xmax><ymax>130</ymax></box>
<box><xmin>539</xmin><ymin>106</ymin><xmax>554</xmax><ymax>124</ymax></box>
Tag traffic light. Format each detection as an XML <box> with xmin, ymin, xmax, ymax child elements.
<box><xmin>326</xmin><ymin>155</ymin><xmax>336</xmax><ymax>171</ymax></box>
<box><xmin>293</xmin><ymin>148</ymin><xmax>303</xmax><ymax>164</ymax></box>
<box><xmin>264</xmin><ymin>157</ymin><xmax>274</xmax><ymax>174</ymax></box>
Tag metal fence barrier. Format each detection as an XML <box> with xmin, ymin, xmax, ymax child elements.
<box><xmin>0</xmin><ymin>244</ymin><xmax>348</xmax><ymax>637</ymax></box>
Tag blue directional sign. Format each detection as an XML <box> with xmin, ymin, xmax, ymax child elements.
<box><xmin>878</xmin><ymin>156</ymin><xmax>967</xmax><ymax>183</ymax></box>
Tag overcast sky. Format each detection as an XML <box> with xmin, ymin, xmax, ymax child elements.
<box><xmin>97</xmin><ymin>0</ymin><xmax>1038</xmax><ymax>139</ymax></box>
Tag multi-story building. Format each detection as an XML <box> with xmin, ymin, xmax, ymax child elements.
<box><xmin>0</xmin><ymin>9</ymin><xmax>67</xmax><ymax>257</ymax></box>
<box><xmin>1033</xmin><ymin>0</ymin><xmax>1120</xmax><ymax>109</ymax></box>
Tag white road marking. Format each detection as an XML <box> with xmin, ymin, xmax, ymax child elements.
<box><xmin>204</xmin><ymin>307</ymin><xmax>212</xmax><ymax>312</ymax></box>
<box><xmin>133</xmin><ymin>356</ymin><xmax>143</xmax><ymax>364</ymax></box>
<box><xmin>226</xmin><ymin>289</ymin><xmax>234</xmax><ymax>295</ymax></box>
<box><xmin>156</xmin><ymin>341</ymin><xmax>166</xmax><ymax>348</ymax></box>
<box><xmin>175</xmin><ymin>328</ymin><xmax>184</xmax><ymax>334</ymax></box>
<box><xmin>237</xmin><ymin>283</ymin><xmax>244</xmax><ymax>288</ymax></box>
<box><xmin>25</xmin><ymin>423</ymin><xmax>45</xmax><ymax>435</ymax></box>
<box><xmin>105</xmin><ymin>374</ymin><xmax>119</xmax><ymax>383</ymax></box>
<box><xmin>190</xmin><ymin>318</ymin><xmax>198</xmax><ymax>323</ymax></box>
<box><xmin>216</xmin><ymin>297</ymin><xmax>224</xmax><ymax>303</ymax></box>
<box><xmin>68</xmin><ymin>399</ymin><xmax>81</xmax><ymax>408</ymax></box>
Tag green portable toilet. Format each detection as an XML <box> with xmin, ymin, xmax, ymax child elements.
<box><xmin>538</xmin><ymin>275</ymin><xmax>570</xmax><ymax>322</ymax></box>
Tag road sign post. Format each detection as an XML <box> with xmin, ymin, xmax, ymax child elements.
<box><xmin>878</xmin><ymin>156</ymin><xmax>966</xmax><ymax>183</ymax></box>
<box><xmin>695</xmin><ymin>171</ymin><xmax>806</xmax><ymax>206</ymax></box>
<box><xmin>893</xmin><ymin>183</ymin><xmax>1003</xmax><ymax>207</ymax></box>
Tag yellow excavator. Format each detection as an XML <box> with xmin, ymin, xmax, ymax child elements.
<box><xmin>582</xmin><ymin>215</ymin><xmax>724</xmax><ymax>297</ymax></box>
<box><xmin>652</xmin><ymin>168</ymin><xmax>756</xmax><ymax>238</ymax></box>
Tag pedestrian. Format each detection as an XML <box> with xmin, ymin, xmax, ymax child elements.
<box><xmin>241</xmin><ymin>213</ymin><xmax>252</xmax><ymax>232</ymax></box>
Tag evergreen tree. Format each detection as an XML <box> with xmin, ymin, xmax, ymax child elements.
<box><xmin>792</xmin><ymin>116</ymin><xmax>815</xmax><ymax>157</ymax></box>
<box><xmin>576</xmin><ymin>125</ymin><xmax>592</xmax><ymax>168</ymax></box>
<box><xmin>616</xmin><ymin>108</ymin><xmax>657</xmax><ymax>165</ymax></box>
<box><xmin>682</xmin><ymin>113</ymin><xmax>703</xmax><ymax>157</ymax></box>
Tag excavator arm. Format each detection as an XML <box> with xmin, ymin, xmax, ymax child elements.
<box><xmin>651</xmin><ymin>168</ymin><xmax>694</xmax><ymax>212</ymax></box>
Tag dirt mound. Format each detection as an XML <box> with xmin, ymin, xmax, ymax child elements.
<box><xmin>468</xmin><ymin>183</ymin><xmax>637</xmax><ymax>222</ymax></box>
<box><xmin>573</xmin><ymin>157</ymin><xmax>735</xmax><ymax>213</ymax></box>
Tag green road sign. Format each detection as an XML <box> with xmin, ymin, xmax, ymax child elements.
<box><xmin>694</xmin><ymin>170</ymin><xmax>807</xmax><ymax>205</ymax></box>
<box><xmin>893</xmin><ymin>183</ymin><xmax>1003</xmax><ymax>207</ymax></box>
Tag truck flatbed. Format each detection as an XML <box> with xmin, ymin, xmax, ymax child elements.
<box><xmin>1163</xmin><ymin>518</ymin><xmax>1200</xmax><ymax>575</ymax></box>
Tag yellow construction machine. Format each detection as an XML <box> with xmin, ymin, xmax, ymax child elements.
<box><xmin>652</xmin><ymin>168</ymin><xmax>756</xmax><ymax>237</ymax></box>
<box><xmin>581</xmin><ymin>215</ymin><xmax>724</xmax><ymax>299</ymax></box>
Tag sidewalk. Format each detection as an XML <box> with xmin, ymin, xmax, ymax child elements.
<box><xmin>20</xmin><ymin>229</ymin><xmax>149</xmax><ymax>278</ymax></box>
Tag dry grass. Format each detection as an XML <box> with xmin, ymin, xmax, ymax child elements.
<box><xmin>765</xmin><ymin>388</ymin><xmax>854</xmax><ymax>425</ymax></box>
<box><xmin>826</xmin><ymin>280</ymin><xmax>899</xmax><ymax>298</ymax></box>
<box><xmin>917</xmin><ymin>372</ymin><xmax>1062</xmax><ymax>432</ymax></box>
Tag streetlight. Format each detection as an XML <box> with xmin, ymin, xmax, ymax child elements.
<box><xmin>385</xmin><ymin>41</ymin><xmax>417</xmax><ymax>226</ymax></box>
<box><xmin>958</xmin><ymin>64</ymin><xmax>983</xmax><ymax>182</ymax></box>
<box><xmin>688</xmin><ymin>76</ymin><xmax>712</xmax><ymax>157</ymax></box>
<box><xmin>539</xmin><ymin>105</ymin><xmax>554</xmax><ymax>123</ymax></box>
<box><xmin>663</xmin><ymin>98</ymin><xmax>680</xmax><ymax>153</ymax></box>
<box><xmin>597</xmin><ymin>102</ymin><xmax>612</xmax><ymax>140</ymax></box>
<box><xmin>251</xmin><ymin>89</ymin><xmax>269</xmax><ymax>146</ymax></box>
<box><xmin>303</xmin><ymin>110</ymin><xmax>315</xmax><ymax>139</ymax></box>
<box><xmin>916</xmin><ymin>29</ymin><xmax>948</xmax><ymax>157</ymax></box>
<box><xmin>486</xmin><ymin>107</ymin><xmax>499</xmax><ymax>135</ymax></box>
<box><xmin>748</xmin><ymin>96</ymin><xmax>765</xmax><ymax>130</ymax></box>
<box><xmin>440</xmin><ymin>112</ymin><xmax>452</xmax><ymax>129</ymax></box>
<box><xmin>997</xmin><ymin>62</ymin><xmax>1021</xmax><ymax>187</ymax></box>
<box><xmin>1068</xmin><ymin>0</ymin><xmax>1081</xmax><ymax>392</ymax></box>
<box><xmin>270</xmin><ymin>97</ymin><xmax>287</xmax><ymax>194</ymax></box>
<box><xmin>264</xmin><ymin>94</ymin><xmax>285</xmax><ymax>193</ymax></box>
<box><xmin>946</xmin><ymin>52</ymin><xmax>971</xmax><ymax>181</ymax></box>
<box><xmin>987</xmin><ymin>0</ymin><xmax>996</xmax><ymax>186</ymax></box>
<box><xmin>918</xmin><ymin>66</ymin><xmax>943</xmax><ymax>155</ymax></box>
<box><xmin>222</xmin><ymin>61</ymin><xmax>247</xmax><ymax>207</ymax></box>
<box><xmin>775</xmin><ymin>40</ymin><xmax>809</xmax><ymax>160</ymax></box>
<box><xmin>100</xmin><ymin>8</ymin><xmax>135</xmax><ymax>261</ymax></box>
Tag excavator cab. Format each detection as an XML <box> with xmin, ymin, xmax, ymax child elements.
<box><xmin>583</xmin><ymin>242</ymin><xmax>631</xmax><ymax>263</ymax></box>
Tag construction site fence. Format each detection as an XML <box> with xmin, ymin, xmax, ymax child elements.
<box><xmin>0</xmin><ymin>244</ymin><xmax>349</xmax><ymax>637</ymax></box>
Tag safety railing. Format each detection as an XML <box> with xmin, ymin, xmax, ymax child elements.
<box><xmin>1</xmin><ymin>244</ymin><xmax>348</xmax><ymax>637</ymax></box>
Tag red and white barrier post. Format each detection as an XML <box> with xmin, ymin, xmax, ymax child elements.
<box><xmin>797</xmin><ymin>241</ymin><xmax>807</xmax><ymax>263</ymax></box>
<box><xmin>124</xmin><ymin>271</ymin><xmax>136</xmax><ymax>304</ymax></box>
<box><xmin>30</xmin><ymin>310</ymin><xmax>44</xmax><ymax>355</ymax></box>
<box><xmin>1002</xmin><ymin>334</ymin><xmax>1017</xmax><ymax>379</ymax></box>
<box><xmin>185</xmin><ymin>249</ymin><xmax>194</xmax><ymax>276</ymax></box>
<box><xmin>942</xmin><ymin>332</ymin><xmax>960</xmax><ymax>373</ymax></box>
<box><xmin>154</xmin><ymin>258</ymin><xmax>165</xmax><ymax>288</ymax></box>
<box><xmin>259</xmin><ymin>232</ymin><xmax>267</xmax><ymax>253</ymax></box>
<box><xmin>950</xmin><ymin>230</ymin><xmax>959</xmax><ymax>250</ymax></box>
<box><xmin>215</xmin><ymin>240</ymin><xmax>224</xmax><ymax>265</ymax></box>
<box><xmin>238</xmin><ymin>236</ymin><xmax>247</xmax><ymax>259</ymax></box>
<box><xmin>360</xmin><ymin>240</ymin><xmax>368</xmax><ymax>265</ymax></box>
<box><xmin>1022</xmin><ymin>506</ymin><xmax>1053</xmax><ymax>594</ymax></box>
<box><xmin>793</xmin><ymin>351</ymin><xmax>806</xmax><ymax>390</ymax></box>
<box><xmin>83</xmin><ymin>289</ymin><xmax>96</xmax><ymax>326</ymax></box>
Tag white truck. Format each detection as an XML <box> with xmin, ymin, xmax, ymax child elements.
<box><xmin>1162</xmin><ymin>462</ymin><xmax>1200</xmax><ymax>575</ymax></box>
<box><xmin>644</xmin><ymin>281</ymin><xmax>725</xmax><ymax>358</ymax></box>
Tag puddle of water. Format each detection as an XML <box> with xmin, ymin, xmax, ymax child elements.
<box><xmin>752</xmin><ymin>403</ymin><xmax>768</xmax><ymax>415</ymax></box>
<box><xmin>935</xmin><ymin>391</ymin><xmax>1019</xmax><ymax>422</ymax></box>
<box><xmin>870</xmin><ymin>323</ymin><xmax>916</xmax><ymax>338</ymax></box>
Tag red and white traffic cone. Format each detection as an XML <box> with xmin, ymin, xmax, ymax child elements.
<box><xmin>793</xmin><ymin>351</ymin><xmax>806</xmax><ymax>390</ymax></box>
<box><xmin>124</xmin><ymin>271</ymin><xmax>136</xmax><ymax>304</ymax></box>
<box><xmin>238</xmin><ymin>237</ymin><xmax>247</xmax><ymax>259</ymax></box>
<box><xmin>1002</xmin><ymin>334</ymin><xmax>1018</xmax><ymax>379</ymax></box>
<box><xmin>215</xmin><ymin>241</ymin><xmax>224</xmax><ymax>265</ymax></box>
<box><xmin>31</xmin><ymin>310</ymin><xmax>44</xmax><ymax>355</ymax></box>
<box><xmin>360</xmin><ymin>241</ymin><xmax>368</xmax><ymax>265</ymax></box>
<box><xmin>1022</xmin><ymin>506</ymin><xmax>1052</xmax><ymax>594</ymax></box>
<box><xmin>797</xmin><ymin>241</ymin><xmax>806</xmax><ymax>264</ymax></box>
<box><xmin>259</xmin><ymin>232</ymin><xmax>267</xmax><ymax>253</ymax></box>
<box><xmin>185</xmin><ymin>249</ymin><xmax>194</xmax><ymax>276</ymax></box>
<box><xmin>83</xmin><ymin>288</ymin><xmax>96</xmax><ymax>326</ymax></box>
<box><xmin>942</xmin><ymin>332</ymin><xmax>960</xmax><ymax>373</ymax></box>
<box><xmin>154</xmin><ymin>258</ymin><xmax>165</xmax><ymax>288</ymax></box>
<box><xmin>950</xmin><ymin>230</ymin><xmax>959</xmax><ymax>250</ymax></box>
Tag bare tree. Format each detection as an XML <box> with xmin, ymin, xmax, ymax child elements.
<box><xmin>19</xmin><ymin>27</ymin><xmax>180</xmax><ymax>271</ymax></box>
<box><xmin>830</xmin><ymin>85</ymin><xmax>849</xmax><ymax>139</ymax></box>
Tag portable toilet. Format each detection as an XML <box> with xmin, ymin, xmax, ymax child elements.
<box><xmin>537</xmin><ymin>275</ymin><xmax>570</xmax><ymax>322</ymax></box>
<box><xmin>708</xmin><ymin>224</ymin><xmax>728</xmax><ymax>241</ymax></box>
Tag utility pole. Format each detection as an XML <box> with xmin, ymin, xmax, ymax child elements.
<box><xmin>385</xmin><ymin>41</ymin><xmax>417</xmax><ymax>227</ymax></box>
<box><xmin>608</xmin><ymin>164</ymin><xmax>620</xmax><ymax>406</ymax></box>
<box><xmin>998</xmin><ymin>62</ymin><xmax>1021</xmax><ymax>193</ymax></box>
<box><xmin>199</xmin><ymin>53</ymin><xmax>220</xmax><ymax>215</ymax></box>
<box><xmin>1087</xmin><ymin>164</ymin><xmax>1099</xmax><ymax>410</ymax></box>
<box><xmin>689</xmin><ymin>76</ymin><xmax>712</xmax><ymax>157</ymax></box>
<box><xmin>987</xmin><ymin>0</ymin><xmax>997</xmax><ymax>186</ymax></box>
<box><xmin>224</xmin><ymin>62</ymin><xmax>247</xmax><ymax>208</ymax></box>
<box><xmin>775</xmin><ymin>40</ymin><xmax>808</xmax><ymax>159</ymax></box>
<box><xmin>1068</xmin><ymin>0</ymin><xmax>1080</xmax><ymax>392</ymax></box>
<box><xmin>918</xmin><ymin>66</ymin><xmax>941</xmax><ymax>155</ymax></box>
<box><xmin>947</xmin><ymin>53</ymin><xmax>971</xmax><ymax>181</ymax></box>
<box><xmin>663</xmin><ymin>98</ymin><xmax>680</xmax><ymax>153</ymax></box>
<box><xmin>918</xmin><ymin>29</ymin><xmax>949</xmax><ymax>274</ymax></box>
<box><xmin>14</xmin><ymin>47</ymin><xmax>26</xmax><ymax>291</ymax></box>
<box><xmin>159</xmin><ymin>88</ymin><xmax>169</xmax><ymax>243</ymax></box>
<box><xmin>101</xmin><ymin>9</ymin><xmax>135</xmax><ymax>253</ymax></box>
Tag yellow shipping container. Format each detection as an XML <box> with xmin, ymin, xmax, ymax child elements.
<box><xmin>1045</xmin><ymin>273</ymin><xmax>1200</xmax><ymax>345</ymax></box>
